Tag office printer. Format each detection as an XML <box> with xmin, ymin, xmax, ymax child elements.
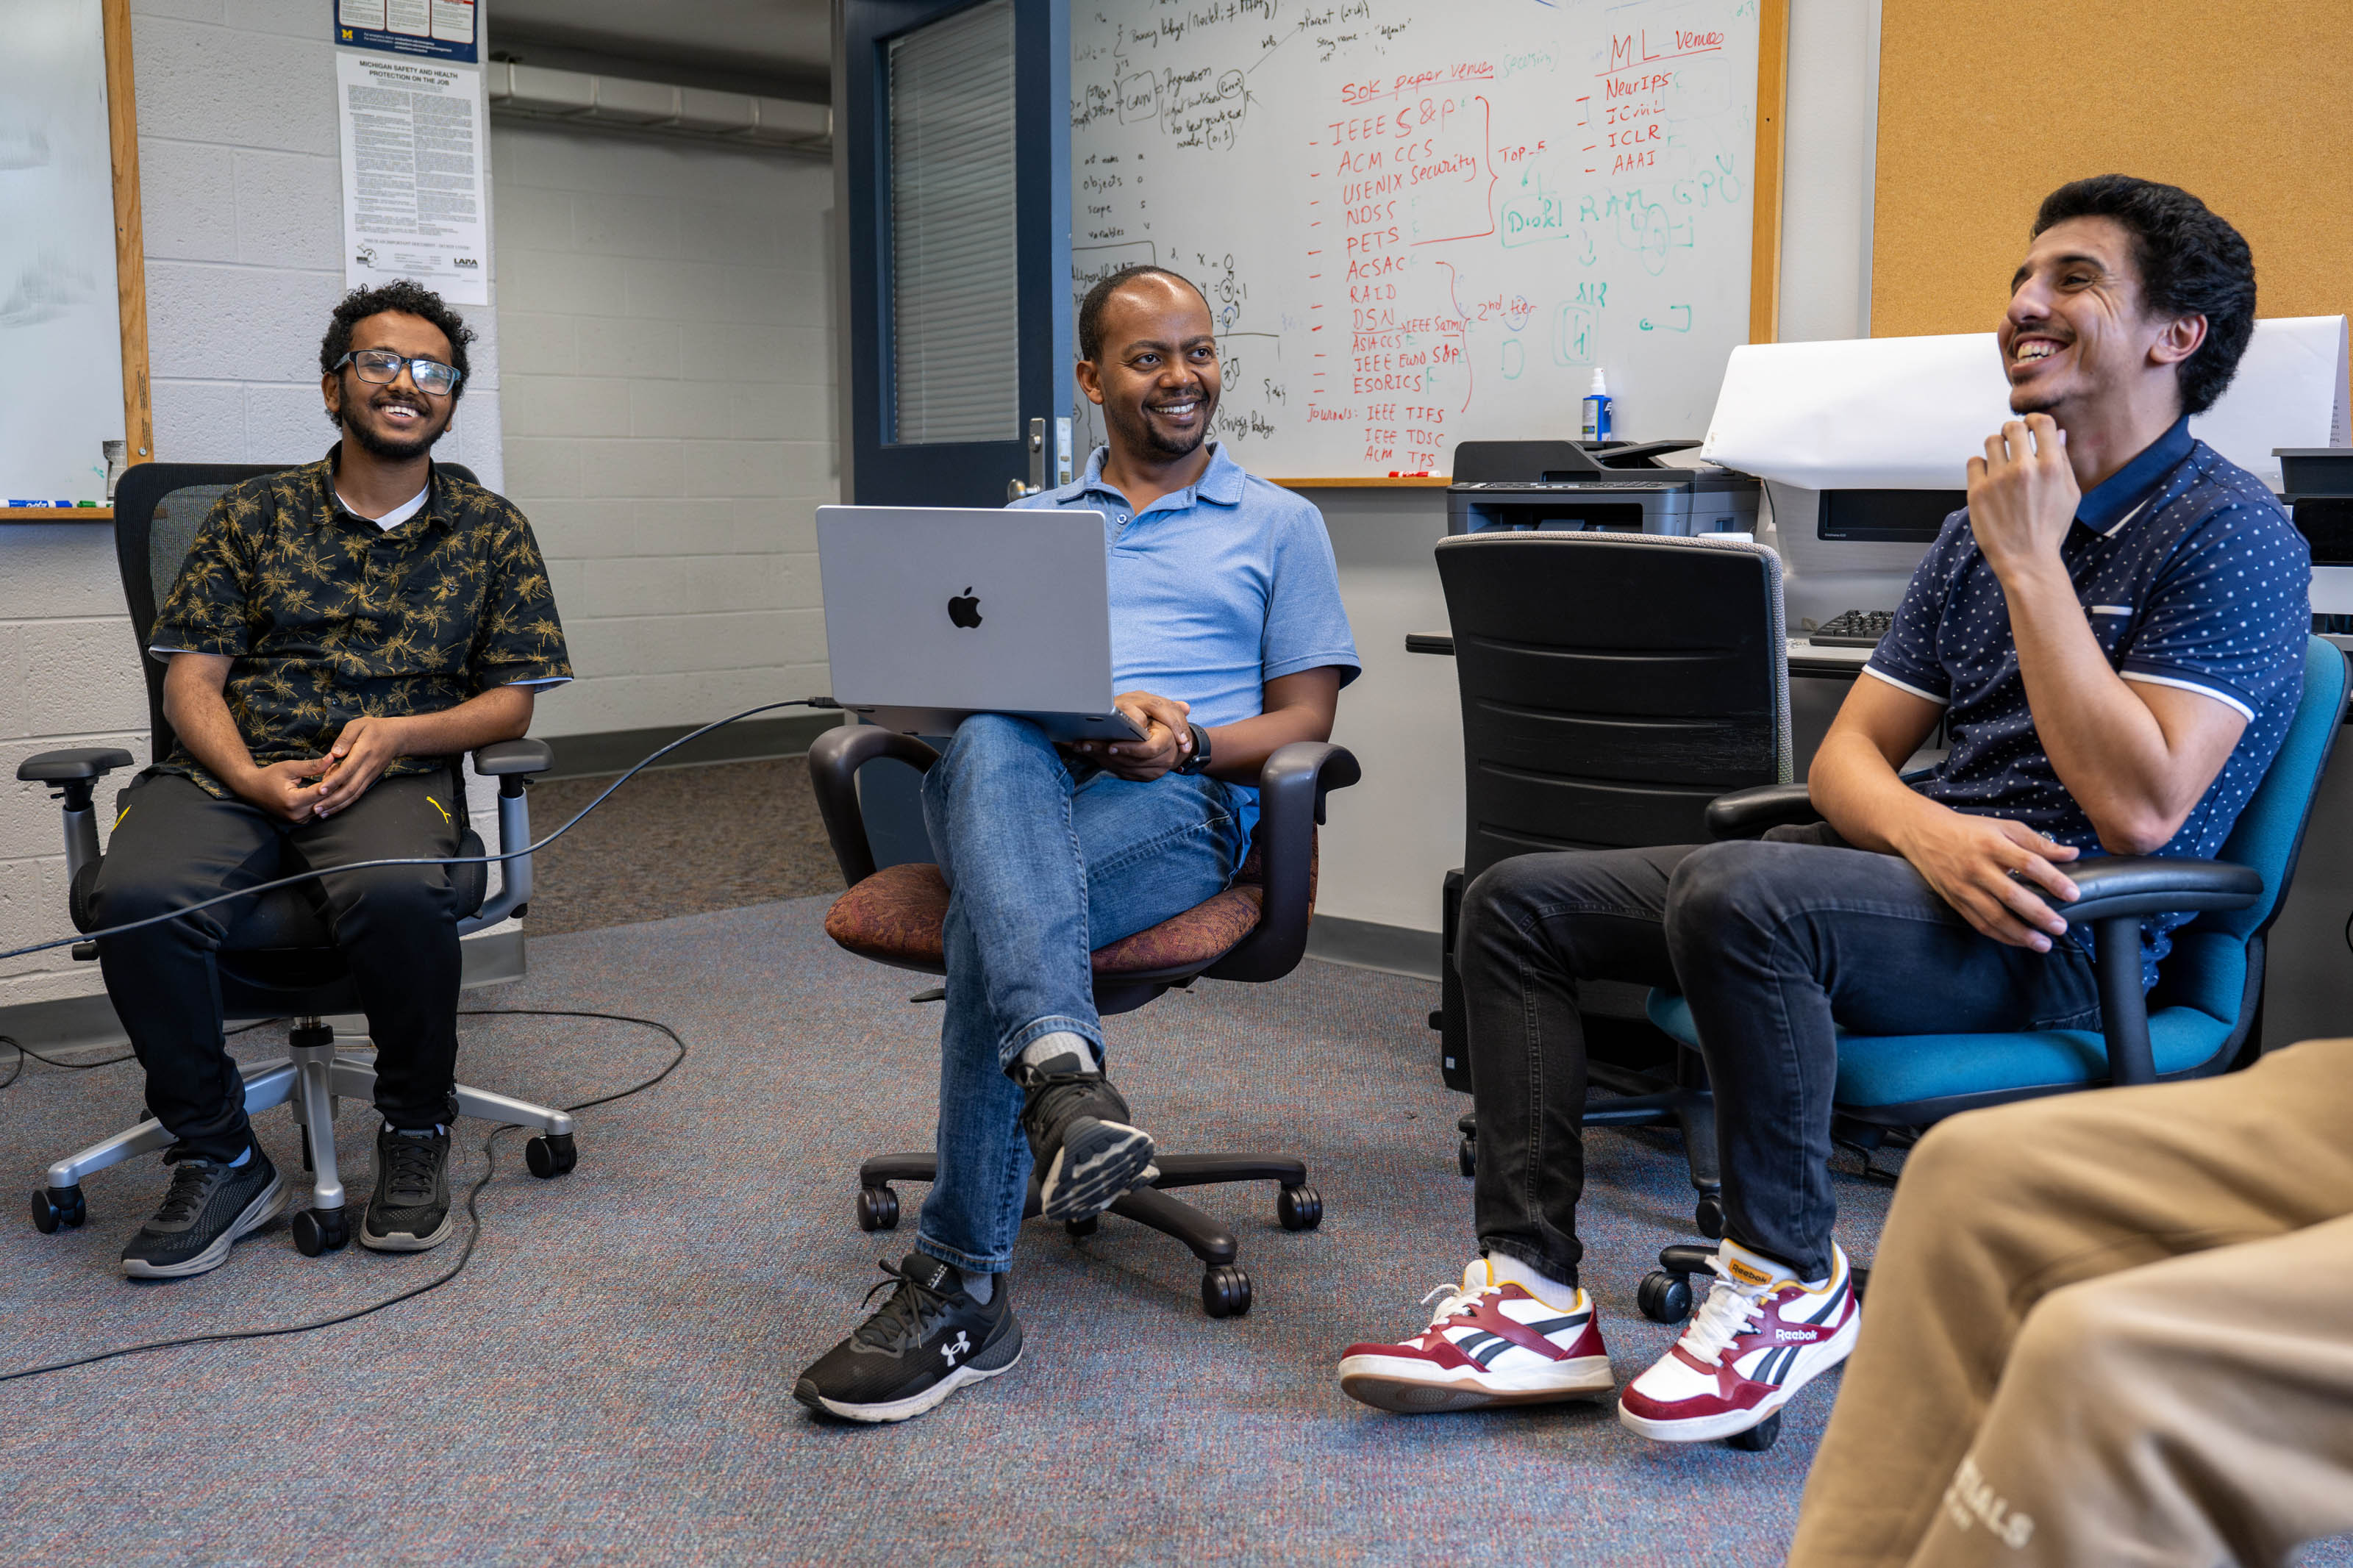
<box><xmin>1760</xmin><ymin>480</ymin><xmax>1959</xmax><ymax>631</ymax></box>
<box><xmin>1446</xmin><ymin>440</ymin><xmax>1760</xmax><ymax>538</ymax></box>
<box><xmin>2277</xmin><ymin>448</ymin><xmax>2353</xmax><ymax>623</ymax></box>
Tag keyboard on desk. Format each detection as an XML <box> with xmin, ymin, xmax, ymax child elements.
<box><xmin>1808</xmin><ymin>609</ymin><xmax>1896</xmax><ymax>648</ymax></box>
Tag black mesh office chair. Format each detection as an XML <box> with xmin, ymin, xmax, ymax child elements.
<box><xmin>19</xmin><ymin>462</ymin><xmax>568</xmax><ymax>1255</ymax></box>
<box><xmin>810</xmin><ymin>726</ymin><xmax>1360</xmax><ymax>1317</ymax></box>
<box><xmin>1431</xmin><ymin>531</ymin><xmax>1791</xmax><ymax>1236</ymax></box>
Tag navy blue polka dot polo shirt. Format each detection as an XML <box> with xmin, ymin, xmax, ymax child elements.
<box><xmin>1865</xmin><ymin>416</ymin><xmax>2313</xmax><ymax>985</ymax></box>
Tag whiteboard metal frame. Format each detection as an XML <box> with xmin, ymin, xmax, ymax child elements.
<box><xmin>2</xmin><ymin>0</ymin><xmax>151</xmax><ymax>524</ymax></box>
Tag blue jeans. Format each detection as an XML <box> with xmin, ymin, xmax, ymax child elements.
<box><xmin>912</xmin><ymin>715</ymin><xmax>1251</xmax><ymax>1275</ymax></box>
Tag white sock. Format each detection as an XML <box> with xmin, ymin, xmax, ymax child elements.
<box><xmin>1718</xmin><ymin>1236</ymin><xmax>1832</xmax><ymax>1292</ymax></box>
<box><xmin>1017</xmin><ymin>1031</ymin><xmax>1097</xmax><ymax>1075</ymax></box>
<box><xmin>960</xmin><ymin>1268</ymin><xmax>996</xmax><ymax>1305</ymax></box>
<box><xmin>1483</xmin><ymin>1251</ymin><xmax>1582</xmax><ymax>1308</ymax></box>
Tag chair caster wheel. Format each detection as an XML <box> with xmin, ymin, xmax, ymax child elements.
<box><xmin>1725</xmin><ymin>1410</ymin><xmax>1783</xmax><ymax>1451</ymax></box>
<box><xmin>1695</xmin><ymin>1193</ymin><xmax>1725</xmax><ymax>1240</ymax></box>
<box><xmin>1277</xmin><ymin>1184</ymin><xmax>1322</xmax><ymax>1231</ymax></box>
<box><xmin>1201</xmin><ymin>1264</ymin><xmax>1252</xmax><ymax>1318</ymax></box>
<box><xmin>1457</xmin><ymin>1134</ymin><xmax>1476</xmax><ymax>1179</ymax></box>
<box><xmin>856</xmin><ymin>1185</ymin><xmax>900</xmax><ymax>1231</ymax></box>
<box><xmin>291</xmin><ymin>1206</ymin><xmax>349</xmax><ymax>1256</ymax></box>
<box><xmin>1063</xmin><ymin>1214</ymin><xmax>1099</xmax><ymax>1238</ymax></box>
<box><xmin>30</xmin><ymin>1184</ymin><xmax>85</xmax><ymax>1234</ymax></box>
<box><xmin>525</xmin><ymin>1132</ymin><xmax>577</xmax><ymax>1178</ymax></box>
<box><xmin>1638</xmin><ymin>1270</ymin><xmax>1693</xmax><ymax>1323</ymax></box>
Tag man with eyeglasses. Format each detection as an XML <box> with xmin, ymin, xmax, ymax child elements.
<box><xmin>91</xmin><ymin>280</ymin><xmax>572</xmax><ymax>1280</ymax></box>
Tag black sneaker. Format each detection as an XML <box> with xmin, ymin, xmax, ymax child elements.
<box><xmin>1018</xmin><ymin>1051</ymin><xmax>1156</xmax><ymax>1221</ymax></box>
<box><xmin>360</xmin><ymin>1123</ymin><xmax>454</xmax><ymax>1252</ymax></box>
<box><xmin>794</xmin><ymin>1254</ymin><xmax>1023</xmax><ymax>1424</ymax></box>
<box><xmin>121</xmin><ymin>1141</ymin><xmax>287</xmax><ymax>1280</ymax></box>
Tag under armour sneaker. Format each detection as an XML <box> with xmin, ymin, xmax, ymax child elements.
<box><xmin>1017</xmin><ymin>1051</ymin><xmax>1156</xmax><ymax>1222</ymax></box>
<box><xmin>360</xmin><ymin>1123</ymin><xmax>454</xmax><ymax>1252</ymax></box>
<box><xmin>1618</xmin><ymin>1239</ymin><xmax>1860</xmax><ymax>1442</ymax></box>
<box><xmin>1337</xmin><ymin>1258</ymin><xmax>1616</xmax><ymax>1413</ymax></box>
<box><xmin>794</xmin><ymin>1253</ymin><xmax>1024</xmax><ymax>1423</ymax></box>
<box><xmin>121</xmin><ymin>1141</ymin><xmax>288</xmax><ymax>1280</ymax></box>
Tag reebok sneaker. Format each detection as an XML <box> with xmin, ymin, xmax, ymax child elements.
<box><xmin>1338</xmin><ymin>1258</ymin><xmax>1615</xmax><ymax>1413</ymax></box>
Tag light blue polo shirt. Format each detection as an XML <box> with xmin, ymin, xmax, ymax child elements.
<box><xmin>1010</xmin><ymin>441</ymin><xmax>1360</xmax><ymax>831</ymax></box>
<box><xmin>1867</xmin><ymin>416</ymin><xmax>2310</xmax><ymax>984</ymax></box>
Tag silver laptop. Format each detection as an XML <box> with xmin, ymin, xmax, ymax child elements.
<box><xmin>815</xmin><ymin>505</ymin><xmax>1147</xmax><ymax>742</ymax></box>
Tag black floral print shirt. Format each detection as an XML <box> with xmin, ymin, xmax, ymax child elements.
<box><xmin>149</xmin><ymin>447</ymin><xmax>572</xmax><ymax>798</ymax></box>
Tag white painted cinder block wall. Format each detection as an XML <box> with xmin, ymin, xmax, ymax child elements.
<box><xmin>0</xmin><ymin>0</ymin><xmax>508</xmax><ymax>1009</ymax></box>
<box><xmin>488</xmin><ymin>121</ymin><xmax>837</xmax><ymax>740</ymax></box>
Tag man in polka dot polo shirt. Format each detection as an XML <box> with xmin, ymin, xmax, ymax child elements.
<box><xmin>1339</xmin><ymin>176</ymin><xmax>2313</xmax><ymax>1451</ymax></box>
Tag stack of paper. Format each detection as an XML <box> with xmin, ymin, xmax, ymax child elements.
<box><xmin>1701</xmin><ymin>317</ymin><xmax>2350</xmax><ymax>493</ymax></box>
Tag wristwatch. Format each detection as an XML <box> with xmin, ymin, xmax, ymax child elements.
<box><xmin>1174</xmin><ymin>722</ymin><xmax>1213</xmax><ymax>776</ymax></box>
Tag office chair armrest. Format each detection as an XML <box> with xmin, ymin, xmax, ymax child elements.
<box><xmin>2028</xmin><ymin>856</ymin><xmax>2263</xmax><ymax>1090</ymax></box>
<box><xmin>451</xmin><ymin>746</ymin><xmax>555</xmax><ymax>932</ymax></box>
<box><xmin>808</xmin><ymin>724</ymin><xmax>941</xmax><ymax>886</ymax></box>
<box><xmin>20</xmin><ymin>748</ymin><xmax>135</xmax><ymax>878</ymax></box>
<box><xmin>2037</xmin><ymin>856</ymin><xmax>2263</xmax><ymax>927</ymax></box>
<box><xmin>472</xmin><ymin>737</ymin><xmax>553</xmax><ymax>784</ymax></box>
<box><xmin>1205</xmin><ymin>741</ymin><xmax>1363</xmax><ymax>984</ymax></box>
<box><xmin>18</xmin><ymin>748</ymin><xmax>135</xmax><ymax>785</ymax></box>
<box><xmin>1705</xmin><ymin>782</ymin><xmax>1819</xmax><ymax>840</ymax></box>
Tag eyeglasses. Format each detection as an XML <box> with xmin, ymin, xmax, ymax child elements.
<box><xmin>335</xmin><ymin>348</ymin><xmax>463</xmax><ymax>397</ymax></box>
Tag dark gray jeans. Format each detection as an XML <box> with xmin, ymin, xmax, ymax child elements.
<box><xmin>1460</xmin><ymin>836</ymin><xmax>2102</xmax><ymax>1282</ymax></box>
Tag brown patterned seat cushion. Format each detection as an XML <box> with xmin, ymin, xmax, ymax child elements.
<box><xmin>824</xmin><ymin>845</ymin><xmax>1299</xmax><ymax>978</ymax></box>
<box><xmin>824</xmin><ymin>862</ymin><xmax>951</xmax><ymax>969</ymax></box>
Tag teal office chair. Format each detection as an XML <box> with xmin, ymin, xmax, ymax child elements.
<box><xmin>1639</xmin><ymin>635</ymin><xmax>2347</xmax><ymax>1361</ymax></box>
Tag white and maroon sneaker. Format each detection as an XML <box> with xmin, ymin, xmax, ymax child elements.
<box><xmin>1337</xmin><ymin>1258</ymin><xmax>1615</xmax><ymax>1414</ymax></box>
<box><xmin>1617</xmin><ymin>1239</ymin><xmax>1860</xmax><ymax>1443</ymax></box>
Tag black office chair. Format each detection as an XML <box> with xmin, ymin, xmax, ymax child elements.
<box><xmin>1431</xmin><ymin>531</ymin><xmax>1792</xmax><ymax>1236</ymax></box>
<box><xmin>19</xmin><ymin>462</ymin><xmax>568</xmax><ymax>1256</ymax></box>
<box><xmin>808</xmin><ymin>726</ymin><xmax>1360</xmax><ymax>1317</ymax></box>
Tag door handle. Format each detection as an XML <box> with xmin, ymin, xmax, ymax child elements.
<box><xmin>1007</xmin><ymin>417</ymin><xmax>1047</xmax><ymax>501</ymax></box>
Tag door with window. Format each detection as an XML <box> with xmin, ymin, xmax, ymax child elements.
<box><xmin>840</xmin><ymin>0</ymin><xmax>1071</xmax><ymax>506</ymax></box>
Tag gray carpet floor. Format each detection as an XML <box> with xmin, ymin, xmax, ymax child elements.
<box><xmin>1</xmin><ymin>898</ymin><xmax>2345</xmax><ymax>1565</ymax></box>
<box><xmin>523</xmin><ymin>759</ymin><xmax>842</xmax><ymax>935</ymax></box>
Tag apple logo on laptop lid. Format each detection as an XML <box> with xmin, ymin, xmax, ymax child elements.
<box><xmin>947</xmin><ymin>587</ymin><xmax>982</xmax><ymax>629</ymax></box>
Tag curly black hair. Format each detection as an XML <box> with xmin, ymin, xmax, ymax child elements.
<box><xmin>318</xmin><ymin>279</ymin><xmax>476</xmax><ymax>413</ymax></box>
<box><xmin>2032</xmin><ymin>176</ymin><xmax>2256</xmax><ymax>417</ymax></box>
<box><xmin>1077</xmin><ymin>264</ymin><xmax>1210</xmax><ymax>362</ymax></box>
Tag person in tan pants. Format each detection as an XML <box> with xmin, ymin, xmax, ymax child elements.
<box><xmin>1788</xmin><ymin>1035</ymin><xmax>2353</xmax><ymax>1567</ymax></box>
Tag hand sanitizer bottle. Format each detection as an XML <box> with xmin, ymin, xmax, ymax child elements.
<box><xmin>1581</xmin><ymin>368</ymin><xmax>1613</xmax><ymax>443</ymax></box>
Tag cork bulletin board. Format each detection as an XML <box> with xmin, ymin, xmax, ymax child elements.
<box><xmin>1871</xmin><ymin>0</ymin><xmax>2353</xmax><ymax>374</ymax></box>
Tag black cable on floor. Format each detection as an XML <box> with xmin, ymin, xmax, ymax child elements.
<box><xmin>0</xmin><ymin>1007</ymin><xmax>685</xmax><ymax>1385</ymax></box>
<box><xmin>0</xmin><ymin>1017</ymin><xmax>283</xmax><ymax>1096</ymax></box>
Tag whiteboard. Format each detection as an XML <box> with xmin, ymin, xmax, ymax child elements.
<box><xmin>0</xmin><ymin>0</ymin><xmax>126</xmax><ymax>508</ymax></box>
<box><xmin>1068</xmin><ymin>0</ymin><xmax>1763</xmax><ymax>477</ymax></box>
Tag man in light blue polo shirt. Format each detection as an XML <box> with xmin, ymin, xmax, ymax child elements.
<box><xmin>795</xmin><ymin>265</ymin><xmax>1359</xmax><ymax>1422</ymax></box>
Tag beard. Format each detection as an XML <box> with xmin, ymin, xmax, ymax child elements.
<box><xmin>331</xmin><ymin>375</ymin><xmax>451</xmax><ymax>461</ymax></box>
<box><xmin>343</xmin><ymin>404</ymin><xmax>449</xmax><ymax>461</ymax></box>
<box><xmin>1105</xmin><ymin>386</ymin><xmax>1216</xmax><ymax>460</ymax></box>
